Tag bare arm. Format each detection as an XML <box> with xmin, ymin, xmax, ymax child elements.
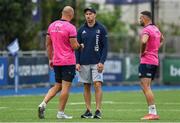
<box><xmin>140</xmin><ymin>34</ymin><xmax>149</xmax><ymax>54</ymax></box>
<box><xmin>70</xmin><ymin>38</ymin><xmax>84</xmax><ymax>50</ymax></box>
<box><xmin>160</xmin><ymin>34</ymin><xmax>164</xmax><ymax>47</ymax></box>
<box><xmin>46</xmin><ymin>35</ymin><xmax>54</xmax><ymax>69</ymax></box>
<box><xmin>46</xmin><ymin>35</ymin><xmax>53</xmax><ymax>60</ymax></box>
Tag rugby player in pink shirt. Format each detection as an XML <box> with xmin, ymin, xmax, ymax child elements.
<box><xmin>38</xmin><ymin>6</ymin><xmax>83</xmax><ymax>119</ymax></box>
<box><xmin>139</xmin><ymin>11</ymin><xmax>164</xmax><ymax>120</ymax></box>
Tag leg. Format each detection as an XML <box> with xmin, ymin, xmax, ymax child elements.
<box><xmin>81</xmin><ymin>83</ymin><xmax>93</xmax><ymax>118</ymax></box>
<box><xmin>78</xmin><ymin>65</ymin><xmax>93</xmax><ymax>118</ymax></box>
<box><xmin>140</xmin><ymin>78</ymin><xmax>154</xmax><ymax>106</ymax></box>
<box><xmin>56</xmin><ymin>65</ymin><xmax>75</xmax><ymax>119</ymax></box>
<box><xmin>91</xmin><ymin>64</ymin><xmax>103</xmax><ymax>119</ymax></box>
<box><xmin>58</xmin><ymin>80</ymin><xmax>72</xmax><ymax>112</ymax></box>
<box><xmin>84</xmin><ymin>83</ymin><xmax>91</xmax><ymax>111</ymax></box>
<box><xmin>139</xmin><ymin>64</ymin><xmax>159</xmax><ymax>120</ymax></box>
<box><xmin>140</xmin><ymin>78</ymin><xmax>159</xmax><ymax>120</ymax></box>
<box><xmin>38</xmin><ymin>82</ymin><xmax>62</xmax><ymax>119</ymax></box>
<box><xmin>56</xmin><ymin>80</ymin><xmax>73</xmax><ymax>119</ymax></box>
<box><xmin>94</xmin><ymin>81</ymin><xmax>102</xmax><ymax>111</ymax></box>
<box><xmin>43</xmin><ymin>83</ymin><xmax>62</xmax><ymax>104</ymax></box>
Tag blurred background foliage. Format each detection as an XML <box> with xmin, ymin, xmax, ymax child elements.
<box><xmin>0</xmin><ymin>0</ymin><xmax>180</xmax><ymax>53</ymax></box>
<box><xmin>0</xmin><ymin>0</ymin><xmax>39</xmax><ymax>50</ymax></box>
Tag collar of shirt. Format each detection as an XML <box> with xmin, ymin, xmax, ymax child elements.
<box><xmin>84</xmin><ymin>21</ymin><xmax>98</xmax><ymax>28</ymax></box>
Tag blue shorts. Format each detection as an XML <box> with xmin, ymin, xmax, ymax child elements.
<box><xmin>53</xmin><ymin>65</ymin><xmax>75</xmax><ymax>83</ymax></box>
<box><xmin>138</xmin><ymin>64</ymin><xmax>158</xmax><ymax>80</ymax></box>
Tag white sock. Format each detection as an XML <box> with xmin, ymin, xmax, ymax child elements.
<box><xmin>39</xmin><ymin>101</ymin><xmax>46</xmax><ymax>108</ymax></box>
<box><xmin>148</xmin><ymin>105</ymin><xmax>157</xmax><ymax>115</ymax></box>
<box><xmin>58</xmin><ymin>111</ymin><xmax>64</xmax><ymax>115</ymax></box>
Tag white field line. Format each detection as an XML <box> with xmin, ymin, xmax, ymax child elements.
<box><xmin>69</xmin><ymin>101</ymin><xmax>180</xmax><ymax>105</ymax></box>
<box><xmin>1</xmin><ymin>101</ymin><xmax>180</xmax><ymax>105</ymax></box>
<box><xmin>69</xmin><ymin>101</ymin><xmax>114</xmax><ymax>105</ymax></box>
<box><xmin>0</xmin><ymin>107</ymin><xmax>8</xmax><ymax>109</ymax></box>
<box><xmin>0</xmin><ymin>122</ymin><xmax>179</xmax><ymax>123</ymax></box>
<box><xmin>1</xmin><ymin>107</ymin><xmax>180</xmax><ymax>112</ymax></box>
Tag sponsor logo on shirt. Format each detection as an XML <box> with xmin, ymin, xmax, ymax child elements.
<box><xmin>96</xmin><ymin>29</ymin><xmax>100</xmax><ymax>34</ymax></box>
<box><xmin>95</xmin><ymin>34</ymin><xmax>99</xmax><ymax>52</ymax></box>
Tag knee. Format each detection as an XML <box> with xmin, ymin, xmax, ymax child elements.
<box><xmin>54</xmin><ymin>84</ymin><xmax>62</xmax><ymax>91</ymax></box>
<box><xmin>94</xmin><ymin>82</ymin><xmax>102</xmax><ymax>89</ymax></box>
<box><xmin>84</xmin><ymin>83</ymin><xmax>90</xmax><ymax>88</ymax></box>
<box><xmin>140</xmin><ymin>82</ymin><xmax>150</xmax><ymax>91</ymax></box>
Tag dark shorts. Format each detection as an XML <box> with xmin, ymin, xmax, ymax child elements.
<box><xmin>138</xmin><ymin>64</ymin><xmax>158</xmax><ymax>80</ymax></box>
<box><xmin>53</xmin><ymin>65</ymin><xmax>75</xmax><ymax>83</ymax></box>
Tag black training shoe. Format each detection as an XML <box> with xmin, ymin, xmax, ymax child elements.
<box><xmin>38</xmin><ymin>106</ymin><xmax>45</xmax><ymax>119</ymax></box>
<box><xmin>93</xmin><ymin>110</ymin><xmax>102</xmax><ymax>119</ymax></box>
<box><xmin>81</xmin><ymin>110</ymin><xmax>93</xmax><ymax>118</ymax></box>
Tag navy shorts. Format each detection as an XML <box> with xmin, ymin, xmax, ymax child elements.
<box><xmin>138</xmin><ymin>64</ymin><xmax>158</xmax><ymax>80</ymax></box>
<box><xmin>53</xmin><ymin>65</ymin><xmax>75</xmax><ymax>83</ymax></box>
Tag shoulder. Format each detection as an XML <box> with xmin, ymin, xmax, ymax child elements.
<box><xmin>96</xmin><ymin>21</ymin><xmax>106</xmax><ymax>30</ymax></box>
<box><xmin>48</xmin><ymin>21</ymin><xmax>55</xmax><ymax>28</ymax></box>
<box><xmin>48</xmin><ymin>20</ymin><xmax>62</xmax><ymax>29</ymax></box>
<box><xmin>143</xmin><ymin>25</ymin><xmax>161</xmax><ymax>34</ymax></box>
<box><xmin>96</xmin><ymin>21</ymin><xmax>107</xmax><ymax>33</ymax></box>
<box><xmin>49</xmin><ymin>20</ymin><xmax>59</xmax><ymax>26</ymax></box>
<box><xmin>142</xmin><ymin>26</ymin><xmax>151</xmax><ymax>35</ymax></box>
<box><xmin>68</xmin><ymin>22</ymin><xmax>76</xmax><ymax>28</ymax></box>
<box><xmin>77</xmin><ymin>23</ymin><xmax>86</xmax><ymax>33</ymax></box>
<box><xmin>78</xmin><ymin>23</ymin><xmax>86</xmax><ymax>30</ymax></box>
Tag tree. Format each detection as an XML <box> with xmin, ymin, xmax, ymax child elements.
<box><xmin>0</xmin><ymin>0</ymin><xmax>40</xmax><ymax>51</ymax></box>
<box><xmin>96</xmin><ymin>5</ymin><xmax>129</xmax><ymax>52</ymax></box>
<box><xmin>40</xmin><ymin>0</ymin><xmax>86</xmax><ymax>30</ymax></box>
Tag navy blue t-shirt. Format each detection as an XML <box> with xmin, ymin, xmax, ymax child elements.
<box><xmin>76</xmin><ymin>21</ymin><xmax>108</xmax><ymax>65</ymax></box>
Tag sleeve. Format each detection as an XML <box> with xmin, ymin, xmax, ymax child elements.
<box><xmin>69</xmin><ymin>25</ymin><xmax>77</xmax><ymax>38</ymax></box>
<box><xmin>100</xmin><ymin>27</ymin><xmax>108</xmax><ymax>64</ymax></box>
<box><xmin>142</xmin><ymin>28</ymin><xmax>150</xmax><ymax>36</ymax></box>
<box><xmin>75</xmin><ymin>28</ymin><xmax>82</xmax><ymax>64</ymax></box>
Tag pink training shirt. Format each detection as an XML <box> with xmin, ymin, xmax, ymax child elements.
<box><xmin>140</xmin><ymin>24</ymin><xmax>161</xmax><ymax>66</ymax></box>
<box><xmin>47</xmin><ymin>20</ymin><xmax>77</xmax><ymax>66</ymax></box>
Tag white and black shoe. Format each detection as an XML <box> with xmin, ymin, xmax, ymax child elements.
<box><xmin>38</xmin><ymin>105</ymin><xmax>45</xmax><ymax>119</ymax></box>
<box><xmin>93</xmin><ymin>110</ymin><xmax>102</xmax><ymax>119</ymax></box>
<box><xmin>81</xmin><ymin>110</ymin><xmax>93</xmax><ymax>118</ymax></box>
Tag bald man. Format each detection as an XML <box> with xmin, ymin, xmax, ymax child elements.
<box><xmin>38</xmin><ymin>6</ymin><xmax>83</xmax><ymax>119</ymax></box>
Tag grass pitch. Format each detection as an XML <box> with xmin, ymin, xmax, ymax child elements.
<box><xmin>0</xmin><ymin>90</ymin><xmax>180</xmax><ymax>122</ymax></box>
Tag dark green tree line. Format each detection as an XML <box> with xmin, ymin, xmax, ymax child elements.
<box><xmin>0</xmin><ymin>0</ymin><xmax>40</xmax><ymax>50</ymax></box>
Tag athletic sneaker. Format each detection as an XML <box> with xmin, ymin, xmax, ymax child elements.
<box><xmin>57</xmin><ymin>112</ymin><xmax>73</xmax><ymax>119</ymax></box>
<box><xmin>81</xmin><ymin>110</ymin><xmax>93</xmax><ymax>118</ymax></box>
<box><xmin>141</xmin><ymin>114</ymin><xmax>160</xmax><ymax>120</ymax></box>
<box><xmin>93</xmin><ymin>110</ymin><xmax>102</xmax><ymax>119</ymax></box>
<box><xmin>38</xmin><ymin>106</ymin><xmax>45</xmax><ymax>119</ymax></box>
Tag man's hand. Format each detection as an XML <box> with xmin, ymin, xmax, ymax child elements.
<box><xmin>97</xmin><ymin>63</ymin><xmax>104</xmax><ymax>73</ymax></box>
<box><xmin>49</xmin><ymin>60</ymin><xmax>53</xmax><ymax>69</ymax></box>
<box><xmin>76</xmin><ymin>64</ymin><xmax>81</xmax><ymax>71</ymax></box>
<box><xmin>79</xmin><ymin>43</ymin><xmax>84</xmax><ymax>51</ymax></box>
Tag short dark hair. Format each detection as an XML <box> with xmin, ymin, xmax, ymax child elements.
<box><xmin>141</xmin><ymin>11</ymin><xmax>152</xmax><ymax>19</ymax></box>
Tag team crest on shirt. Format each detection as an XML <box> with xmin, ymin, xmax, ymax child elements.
<box><xmin>82</xmin><ymin>30</ymin><xmax>86</xmax><ymax>34</ymax></box>
<box><xmin>96</xmin><ymin>29</ymin><xmax>100</xmax><ymax>34</ymax></box>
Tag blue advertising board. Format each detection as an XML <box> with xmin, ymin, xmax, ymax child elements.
<box><xmin>103</xmin><ymin>58</ymin><xmax>123</xmax><ymax>82</ymax></box>
<box><xmin>49</xmin><ymin>58</ymin><xmax>123</xmax><ymax>84</ymax></box>
<box><xmin>0</xmin><ymin>57</ymin><xmax>8</xmax><ymax>85</ymax></box>
<box><xmin>7</xmin><ymin>56</ymin><xmax>49</xmax><ymax>85</ymax></box>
